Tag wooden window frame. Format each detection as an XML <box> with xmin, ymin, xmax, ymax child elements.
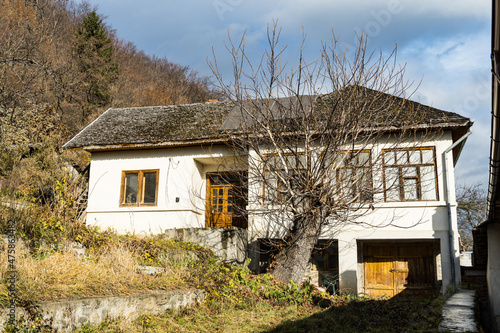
<box><xmin>382</xmin><ymin>147</ymin><xmax>438</xmax><ymax>202</ymax></box>
<box><xmin>333</xmin><ymin>150</ymin><xmax>373</xmax><ymax>203</ymax></box>
<box><xmin>262</xmin><ymin>152</ymin><xmax>306</xmax><ymax>202</ymax></box>
<box><xmin>311</xmin><ymin>240</ymin><xmax>339</xmax><ymax>271</ymax></box>
<box><xmin>120</xmin><ymin>169</ymin><xmax>159</xmax><ymax>207</ymax></box>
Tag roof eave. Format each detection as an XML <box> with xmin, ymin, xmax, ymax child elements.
<box><xmin>79</xmin><ymin>137</ymin><xmax>229</xmax><ymax>152</ymax></box>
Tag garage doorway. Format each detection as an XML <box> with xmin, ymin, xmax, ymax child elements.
<box><xmin>363</xmin><ymin>241</ymin><xmax>437</xmax><ymax>298</ymax></box>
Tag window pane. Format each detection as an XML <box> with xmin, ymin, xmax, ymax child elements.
<box><xmin>385</xmin><ymin>167</ymin><xmax>400</xmax><ymax>201</ymax></box>
<box><xmin>314</xmin><ymin>253</ymin><xmax>325</xmax><ymax>269</ymax></box>
<box><xmin>142</xmin><ymin>172</ymin><xmax>157</xmax><ymax>204</ymax></box>
<box><xmin>359</xmin><ymin>151</ymin><xmax>370</xmax><ymax>166</ymax></box>
<box><xmin>421</xmin><ymin>166</ymin><xmax>437</xmax><ymax>200</ymax></box>
<box><xmin>265</xmin><ymin>171</ymin><xmax>277</xmax><ymax>184</ymax></box>
<box><xmin>396</xmin><ymin>151</ymin><xmax>407</xmax><ymax>164</ymax></box>
<box><xmin>267</xmin><ymin>178</ymin><xmax>278</xmax><ymax>197</ymax></box>
<box><xmin>359</xmin><ymin>172</ymin><xmax>372</xmax><ymax>202</ymax></box>
<box><xmin>384</xmin><ymin>151</ymin><xmax>396</xmax><ymax>165</ymax></box>
<box><xmin>348</xmin><ymin>155</ymin><xmax>357</xmax><ymax>166</ymax></box>
<box><xmin>328</xmin><ymin>254</ymin><xmax>339</xmax><ymax>269</ymax></box>
<box><xmin>124</xmin><ymin>173</ymin><xmax>138</xmax><ymax>203</ymax></box>
<box><xmin>404</xmin><ymin>178</ymin><xmax>418</xmax><ymax>200</ymax></box>
<box><xmin>298</xmin><ymin>154</ymin><xmax>307</xmax><ymax>168</ymax></box>
<box><xmin>422</xmin><ymin>149</ymin><xmax>434</xmax><ymax>164</ymax></box>
<box><xmin>335</xmin><ymin>153</ymin><xmax>345</xmax><ymax>167</ymax></box>
<box><xmin>285</xmin><ymin>154</ymin><xmax>295</xmax><ymax>168</ymax></box>
<box><xmin>264</xmin><ymin>171</ymin><xmax>275</xmax><ymax>182</ymax></box>
<box><xmin>338</xmin><ymin>167</ymin><xmax>352</xmax><ymax>181</ymax></box>
<box><xmin>402</xmin><ymin>166</ymin><xmax>418</xmax><ymax>177</ymax></box>
<box><xmin>409</xmin><ymin>150</ymin><xmax>421</xmax><ymax>164</ymax></box>
<box><xmin>275</xmin><ymin>156</ymin><xmax>284</xmax><ymax>169</ymax></box>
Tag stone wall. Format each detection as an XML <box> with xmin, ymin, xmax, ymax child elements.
<box><xmin>163</xmin><ymin>227</ymin><xmax>248</xmax><ymax>265</ymax></box>
<box><xmin>1</xmin><ymin>289</ymin><xmax>205</xmax><ymax>332</ymax></box>
<box><xmin>472</xmin><ymin>225</ymin><xmax>488</xmax><ymax>269</ymax></box>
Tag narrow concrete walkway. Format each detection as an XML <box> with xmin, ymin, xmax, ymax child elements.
<box><xmin>438</xmin><ymin>289</ymin><xmax>478</xmax><ymax>332</ymax></box>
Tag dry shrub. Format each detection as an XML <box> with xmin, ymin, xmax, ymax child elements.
<box><xmin>0</xmin><ymin>242</ymin><xmax>189</xmax><ymax>306</ymax></box>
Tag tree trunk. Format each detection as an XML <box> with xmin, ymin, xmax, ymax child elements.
<box><xmin>271</xmin><ymin>211</ymin><xmax>322</xmax><ymax>284</ymax></box>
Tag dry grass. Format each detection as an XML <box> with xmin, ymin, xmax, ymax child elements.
<box><xmin>74</xmin><ymin>297</ymin><xmax>444</xmax><ymax>333</ymax></box>
<box><xmin>0</xmin><ymin>241</ymin><xmax>192</xmax><ymax>305</ymax></box>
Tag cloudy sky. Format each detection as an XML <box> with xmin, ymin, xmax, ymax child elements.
<box><xmin>87</xmin><ymin>0</ymin><xmax>491</xmax><ymax>189</ymax></box>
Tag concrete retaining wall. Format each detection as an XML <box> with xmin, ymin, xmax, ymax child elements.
<box><xmin>163</xmin><ymin>227</ymin><xmax>248</xmax><ymax>265</ymax></box>
<box><xmin>1</xmin><ymin>289</ymin><xmax>205</xmax><ymax>332</ymax></box>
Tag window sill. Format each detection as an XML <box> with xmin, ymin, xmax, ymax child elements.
<box><xmin>87</xmin><ymin>207</ymin><xmax>204</xmax><ymax>215</ymax></box>
<box><xmin>246</xmin><ymin>201</ymin><xmax>452</xmax><ymax>211</ymax></box>
<box><xmin>376</xmin><ymin>201</ymin><xmax>449</xmax><ymax>208</ymax></box>
<box><xmin>119</xmin><ymin>204</ymin><xmax>157</xmax><ymax>208</ymax></box>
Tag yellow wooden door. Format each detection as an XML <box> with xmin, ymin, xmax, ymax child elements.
<box><xmin>207</xmin><ymin>185</ymin><xmax>233</xmax><ymax>227</ymax></box>
<box><xmin>206</xmin><ymin>173</ymin><xmax>247</xmax><ymax>228</ymax></box>
<box><xmin>396</xmin><ymin>244</ymin><xmax>436</xmax><ymax>298</ymax></box>
<box><xmin>364</xmin><ymin>244</ymin><xmax>396</xmax><ymax>298</ymax></box>
<box><xmin>364</xmin><ymin>243</ymin><xmax>436</xmax><ymax>298</ymax></box>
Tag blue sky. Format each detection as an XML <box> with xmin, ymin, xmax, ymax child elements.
<box><xmin>88</xmin><ymin>0</ymin><xmax>491</xmax><ymax>189</ymax></box>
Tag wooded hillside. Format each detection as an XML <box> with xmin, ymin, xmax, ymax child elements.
<box><xmin>0</xmin><ymin>0</ymin><xmax>216</xmax><ymax>148</ymax></box>
<box><xmin>0</xmin><ymin>0</ymin><xmax>216</xmax><ymax>207</ymax></box>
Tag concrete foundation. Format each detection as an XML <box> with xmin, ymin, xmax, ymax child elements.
<box><xmin>1</xmin><ymin>289</ymin><xmax>205</xmax><ymax>332</ymax></box>
<box><xmin>163</xmin><ymin>227</ymin><xmax>247</xmax><ymax>265</ymax></box>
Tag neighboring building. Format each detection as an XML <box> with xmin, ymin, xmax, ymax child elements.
<box><xmin>63</xmin><ymin>88</ymin><xmax>471</xmax><ymax>298</ymax></box>
<box><xmin>484</xmin><ymin>0</ymin><xmax>500</xmax><ymax>330</ymax></box>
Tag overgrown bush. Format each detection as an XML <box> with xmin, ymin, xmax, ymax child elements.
<box><xmin>188</xmin><ymin>257</ymin><xmax>316</xmax><ymax>308</ymax></box>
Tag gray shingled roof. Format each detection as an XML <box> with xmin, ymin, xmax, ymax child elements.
<box><xmin>63</xmin><ymin>88</ymin><xmax>471</xmax><ymax>151</ymax></box>
<box><xmin>63</xmin><ymin>101</ymin><xmax>233</xmax><ymax>150</ymax></box>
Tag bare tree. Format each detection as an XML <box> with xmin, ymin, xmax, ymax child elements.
<box><xmin>0</xmin><ymin>0</ymin><xmax>79</xmax><ymax>144</ymax></box>
<box><xmin>456</xmin><ymin>183</ymin><xmax>487</xmax><ymax>251</ymax></box>
<box><xmin>207</xmin><ymin>23</ymin><xmax>442</xmax><ymax>284</ymax></box>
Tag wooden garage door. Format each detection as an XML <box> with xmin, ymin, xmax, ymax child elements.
<box><xmin>364</xmin><ymin>242</ymin><xmax>436</xmax><ymax>298</ymax></box>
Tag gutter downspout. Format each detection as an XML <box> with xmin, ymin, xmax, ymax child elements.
<box><xmin>442</xmin><ymin>125</ymin><xmax>472</xmax><ymax>293</ymax></box>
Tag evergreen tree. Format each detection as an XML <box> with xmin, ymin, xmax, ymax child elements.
<box><xmin>75</xmin><ymin>11</ymin><xmax>118</xmax><ymax>113</ymax></box>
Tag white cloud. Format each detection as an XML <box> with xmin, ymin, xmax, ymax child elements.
<box><xmin>88</xmin><ymin>0</ymin><xmax>492</xmax><ymax>187</ymax></box>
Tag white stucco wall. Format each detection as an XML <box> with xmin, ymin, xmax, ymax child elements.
<box><xmin>246</xmin><ymin>131</ymin><xmax>462</xmax><ymax>295</ymax></box>
<box><xmin>86</xmin><ymin>145</ymin><xmax>234</xmax><ymax>235</ymax></box>
<box><xmin>84</xmin><ymin>129</ymin><xmax>462</xmax><ymax>296</ymax></box>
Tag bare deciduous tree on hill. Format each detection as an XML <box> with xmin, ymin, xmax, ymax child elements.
<box><xmin>456</xmin><ymin>183</ymin><xmax>487</xmax><ymax>251</ymax></box>
<box><xmin>209</xmin><ymin>23</ymin><xmax>439</xmax><ymax>284</ymax></box>
<box><xmin>0</xmin><ymin>0</ymin><xmax>217</xmax><ymax>146</ymax></box>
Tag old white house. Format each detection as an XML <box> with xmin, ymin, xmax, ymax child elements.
<box><xmin>64</xmin><ymin>88</ymin><xmax>471</xmax><ymax>298</ymax></box>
